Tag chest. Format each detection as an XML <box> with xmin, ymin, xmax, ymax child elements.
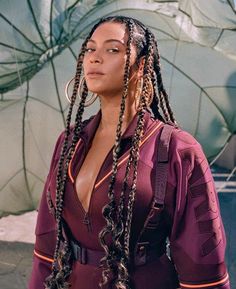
<box><xmin>74</xmin><ymin>132</ymin><xmax>115</xmax><ymax>213</ymax></box>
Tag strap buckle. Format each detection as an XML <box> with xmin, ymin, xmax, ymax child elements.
<box><xmin>152</xmin><ymin>200</ymin><xmax>163</xmax><ymax>210</ymax></box>
<box><xmin>144</xmin><ymin>201</ymin><xmax>163</xmax><ymax>230</ymax></box>
<box><xmin>134</xmin><ymin>241</ymin><xmax>149</xmax><ymax>266</ymax></box>
<box><xmin>70</xmin><ymin>239</ymin><xmax>87</xmax><ymax>264</ymax></box>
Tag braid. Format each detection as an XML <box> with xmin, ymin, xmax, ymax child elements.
<box><xmin>113</xmin><ymin>28</ymin><xmax>155</xmax><ymax>288</ymax></box>
<box><xmin>152</xmin><ymin>38</ymin><xmax>177</xmax><ymax>125</ymax></box>
<box><xmin>98</xmin><ymin>19</ymin><xmax>134</xmax><ymax>288</ymax></box>
<box><xmin>150</xmin><ymin>72</ymin><xmax>165</xmax><ymax>121</ymax></box>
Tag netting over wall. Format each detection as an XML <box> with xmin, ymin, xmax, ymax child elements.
<box><xmin>0</xmin><ymin>0</ymin><xmax>236</xmax><ymax>216</ymax></box>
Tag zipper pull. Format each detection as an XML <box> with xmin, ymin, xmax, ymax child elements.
<box><xmin>83</xmin><ymin>213</ymin><xmax>91</xmax><ymax>232</ymax></box>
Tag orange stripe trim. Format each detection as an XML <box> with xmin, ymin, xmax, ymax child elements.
<box><xmin>180</xmin><ymin>273</ymin><xmax>229</xmax><ymax>288</ymax></box>
<box><xmin>94</xmin><ymin>121</ymin><xmax>163</xmax><ymax>190</ymax></box>
<box><xmin>34</xmin><ymin>249</ymin><xmax>54</xmax><ymax>263</ymax></box>
<box><xmin>68</xmin><ymin>121</ymin><xmax>163</xmax><ymax>187</ymax></box>
<box><xmin>68</xmin><ymin>139</ymin><xmax>82</xmax><ymax>183</ymax></box>
<box><xmin>94</xmin><ymin>152</ymin><xmax>130</xmax><ymax>189</ymax></box>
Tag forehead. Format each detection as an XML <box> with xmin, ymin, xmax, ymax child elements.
<box><xmin>90</xmin><ymin>22</ymin><xmax>128</xmax><ymax>44</ymax></box>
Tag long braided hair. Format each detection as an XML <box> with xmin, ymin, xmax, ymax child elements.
<box><xmin>45</xmin><ymin>15</ymin><xmax>177</xmax><ymax>289</ymax></box>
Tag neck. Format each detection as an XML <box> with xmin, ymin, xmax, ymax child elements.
<box><xmin>98</xmin><ymin>92</ymin><xmax>137</xmax><ymax>134</ymax></box>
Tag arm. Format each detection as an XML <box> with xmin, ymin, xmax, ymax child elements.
<box><xmin>169</xmin><ymin>132</ymin><xmax>231</xmax><ymax>289</ymax></box>
<box><xmin>28</xmin><ymin>131</ymin><xmax>65</xmax><ymax>289</ymax></box>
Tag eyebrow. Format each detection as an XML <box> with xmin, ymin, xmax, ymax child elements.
<box><xmin>87</xmin><ymin>39</ymin><xmax>125</xmax><ymax>46</ymax></box>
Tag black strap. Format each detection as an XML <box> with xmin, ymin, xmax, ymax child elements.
<box><xmin>154</xmin><ymin>124</ymin><xmax>175</xmax><ymax>205</ymax></box>
<box><xmin>133</xmin><ymin>123</ymin><xmax>175</xmax><ymax>266</ymax></box>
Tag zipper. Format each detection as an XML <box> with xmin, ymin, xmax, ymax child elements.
<box><xmin>71</xmin><ymin>138</ymin><xmax>91</xmax><ymax>231</ymax></box>
<box><xmin>82</xmin><ymin>141</ymin><xmax>115</xmax><ymax>232</ymax></box>
<box><xmin>72</xmin><ymin>136</ymin><xmax>114</xmax><ymax>232</ymax></box>
<box><xmin>83</xmin><ymin>212</ymin><xmax>92</xmax><ymax>232</ymax></box>
<box><xmin>86</xmin><ymin>143</ymin><xmax>115</xmax><ymax>210</ymax></box>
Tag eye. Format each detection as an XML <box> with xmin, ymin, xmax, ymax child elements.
<box><xmin>107</xmin><ymin>48</ymin><xmax>119</xmax><ymax>53</ymax></box>
<box><xmin>85</xmin><ymin>48</ymin><xmax>94</xmax><ymax>53</ymax></box>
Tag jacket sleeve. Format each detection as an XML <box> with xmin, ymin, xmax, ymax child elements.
<box><xmin>28</xmin><ymin>130</ymin><xmax>66</xmax><ymax>289</ymax></box>
<box><xmin>168</xmin><ymin>130</ymin><xmax>231</xmax><ymax>289</ymax></box>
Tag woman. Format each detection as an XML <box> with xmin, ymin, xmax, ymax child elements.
<box><xmin>28</xmin><ymin>16</ymin><xmax>231</xmax><ymax>289</ymax></box>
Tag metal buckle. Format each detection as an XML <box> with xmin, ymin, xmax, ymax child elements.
<box><xmin>134</xmin><ymin>241</ymin><xmax>149</xmax><ymax>266</ymax></box>
<box><xmin>152</xmin><ymin>201</ymin><xmax>163</xmax><ymax>210</ymax></box>
<box><xmin>70</xmin><ymin>240</ymin><xmax>87</xmax><ymax>264</ymax></box>
<box><xmin>144</xmin><ymin>202</ymin><xmax>163</xmax><ymax>230</ymax></box>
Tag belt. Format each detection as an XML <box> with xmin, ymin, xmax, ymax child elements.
<box><xmin>69</xmin><ymin>238</ymin><xmax>166</xmax><ymax>267</ymax></box>
<box><xmin>70</xmin><ymin>238</ymin><xmax>104</xmax><ymax>266</ymax></box>
<box><xmin>62</xmin><ymin>219</ymin><xmax>165</xmax><ymax>267</ymax></box>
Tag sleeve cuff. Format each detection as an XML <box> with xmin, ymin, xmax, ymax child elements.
<box><xmin>179</xmin><ymin>273</ymin><xmax>230</xmax><ymax>289</ymax></box>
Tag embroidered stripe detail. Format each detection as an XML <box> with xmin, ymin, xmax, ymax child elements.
<box><xmin>68</xmin><ymin>139</ymin><xmax>82</xmax><ymax>183</ymax></box>
<box><xmin>68</xmin><ymin>121</ymin><xmax>163</xmax><ymax>186</ymax></box>
<box><xmin>180</xmin><ymin>273</ymin><xmax>229</xmax><ymax>288</ymax></box>
<box><xmin>94</xmin><ymin>121</ymin><xmax>163</xmax><ymax>190</ymax></box>
<box><xmin>34</xmin><ymin>249</ymin><xmax>54</xmax><ymax>263</ymax></box>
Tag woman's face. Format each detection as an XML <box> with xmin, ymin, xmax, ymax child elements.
<box><xmin>83</xmin><ymin>22</ymin><xmax>138</xmax><ymax>98</ymax></box>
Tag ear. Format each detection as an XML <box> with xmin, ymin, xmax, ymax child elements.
<box><xmin>137</xmin><ymin>56</ymin><xmax>145</xmax><ymax>78</ymax></box>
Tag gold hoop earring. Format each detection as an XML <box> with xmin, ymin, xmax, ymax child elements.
<box><xmin>134</xmin><ymin>77</ymin><xmax>154</xmax><ymax>110</ymax></box>
<box><xmin>134</xmin><ymin>77</ymin><xmax>143</xmax><ymax>111</ymax></box>
<box><xmin>65</xmin><ymin>76</ymin><xmax>98</xmax><ymax>107</ymax></box>
<box><xmin>145</xmin><ymin>77</ymin><xmax>154</xmax><ymax>108</ymax></box>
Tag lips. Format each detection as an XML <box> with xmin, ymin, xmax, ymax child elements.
<box><xmin>87</xmin><ymin>71</ymin><xmax>105</xmax><ymax>79</ymax></box>
<box><xmin>87</xmin><ymin>70</ymin><xmax>104</xmax><ymax>75</ymax></box>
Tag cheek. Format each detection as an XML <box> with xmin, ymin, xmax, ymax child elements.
<box><xmin>82</xmin><ymin>59</ymin><xmax>88</xmax><ymax>73</ymax></box>
<box><xmin>106</xmin><ymin>58</ymin><xmax>126</xmax><ymax>79</ymax></box>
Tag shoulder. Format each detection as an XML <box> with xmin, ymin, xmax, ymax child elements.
<box><xmin>161</xmin><ymin>124</ymin><xmax>210</xmax><ymax>188</ymax></box>
<box><xmin>170</xmin><ymin>126</ymin><xmax>198</xmax><ymax>148</ymax></box>
<box><xmin>168</xmin><ymin>125</ymin><xmax>207</xmax><ymax>171</ymax></box>
<box><xmin>157</xmin><ymin>122</ymin><xmax>199</xmax><ymax>152</ymax></box>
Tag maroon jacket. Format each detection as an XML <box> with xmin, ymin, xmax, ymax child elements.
<box><xmin>28</xmin><ymin>109</ymin><xmax>231</xmax><ymax>289</ymax></box>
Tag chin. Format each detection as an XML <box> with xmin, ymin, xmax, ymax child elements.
<box><xmin>87</xmin><ymin>87</ymin><xmax>103</xmax><ymax>95</ymax></box>
<box><xmin>86</xmin><ymin>84</ymin><xmax>107</xmax><ymax>94</ymax></box>
<box><xmin>85</xmin><ymin>82</ymin><xmax>102</xmax><ymax>92</ymax></box>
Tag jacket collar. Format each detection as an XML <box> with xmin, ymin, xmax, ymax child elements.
<box><xmin>79</xmin><ymin>108</ymin><xmax>152</xmax><ymax>147</ymax></box>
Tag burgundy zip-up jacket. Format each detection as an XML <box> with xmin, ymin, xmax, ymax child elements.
<box><xmin>28</xmin><ymin>109</ymin><xmax>231</xmax><ymax>289</ymax></box>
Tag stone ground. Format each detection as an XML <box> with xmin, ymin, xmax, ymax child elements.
<box><xmin>0</xmin><ymin>241</ymin><xmax>34</xmax><ymax>289</ymax></box>
<box><xmin>0</xmin><ymin>212</ymin><xmax>36</xmax><ymax>289</ymax></box>
<box><xmin>0</xmin><ymin>166</ymin><xmax>235</xmax><ymax>289</ymax></box>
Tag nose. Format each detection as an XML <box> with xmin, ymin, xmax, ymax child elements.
<box><xmin>89</xmin><ymin>51</ymin><xmax>103</xmax><ymax>64</ymax></box>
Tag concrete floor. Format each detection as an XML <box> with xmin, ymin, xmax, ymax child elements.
<box><xmin>0</xmin><ymin>240</ymin><xmax>34</xmax><ymax>289</ymax></box>
<box><xmin>0</xmin><ymin>212</ymin><xmax>36</xmax><ymax>289</ymax></box>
